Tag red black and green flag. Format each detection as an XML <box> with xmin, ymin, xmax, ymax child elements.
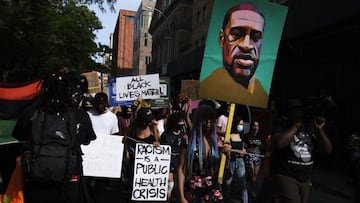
<box><xmin>0</xmin><ymin>80</ymin><xmax>42</xmax><ymax>145</ymax></box>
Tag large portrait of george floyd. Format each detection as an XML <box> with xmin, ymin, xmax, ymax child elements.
<box><xmin>199</xmin><ymin>0</ymin><xmax>288</xmax><ymax>108</ymax></box>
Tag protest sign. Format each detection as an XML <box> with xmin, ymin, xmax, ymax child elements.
<box><xmin>116</xmin><ymin>74</ymin><xmax>160</xmax><ymax>101</ymax></box>
<box><xmin>132</xmin><ymin>143</ymin><xmax>171</xmax><ymax>201</ymax></box>
<box><xmin>180</xmin><ymin>79</ymin><xmax>199</xmax><ymax>100</ymax></box>
<box><xmin>198</xmin><ymin>0</ymin><xmax>287</xmax><ymax>108</ymax></box>
<box><xmin>81</xmin><ymin>135</ymin><xmax>124</xmax><ymax>178</ymax></box>
<box><xmin>150</xmin><ymin>77</ymin><xmax>171</xmax><ymax>109</ymax></box>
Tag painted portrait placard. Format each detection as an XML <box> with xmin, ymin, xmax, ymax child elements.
<box><xmin>199</xmin><ymin>0</ymin><xmax>288</xmax><ymax>108</ymax></box>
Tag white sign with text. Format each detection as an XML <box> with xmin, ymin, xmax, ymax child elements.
<box><xmin>116</xmin><ymin>74</ymin><xmax>160</xmax><ymax>101</ymax></box>
<box><xmin>81</xmin><ymin>135</ymin><xmax>124</xmax><ymax>178</ymax></box>
<box><xmin>131</xmin><ymin>143</ymin><xmax>171</xmax><ymax>201</ymax></box>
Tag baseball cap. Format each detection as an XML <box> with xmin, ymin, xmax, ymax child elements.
<box><xmin>136</xmin><ymin>107</ymin><xmax>155</xmax><ymax>124</ymax></box>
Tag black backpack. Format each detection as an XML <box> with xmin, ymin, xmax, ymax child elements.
<box><xmin>21</xmin><ymin>110</ymin><xmax>78</xmax><ymax>183</ymax></box>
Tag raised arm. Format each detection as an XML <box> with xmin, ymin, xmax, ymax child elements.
<box><xmin>313</xmin><ymin>116</ymin><xmax>332</xmax><ymax>155</ymax></box>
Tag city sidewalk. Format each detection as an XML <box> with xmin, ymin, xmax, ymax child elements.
<box><xmin>231</xmin><ymin>163</ymin><xmax>358</xmax><ymax>203</ymax></box>
<box><xmin>309</xmin><ymin>166</ymin><xmax>356</xmax><ymax>203</ymax></box>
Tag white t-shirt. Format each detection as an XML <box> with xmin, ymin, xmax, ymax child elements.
<box><xmin>87</xmin><ymin>109</ymin><xmax>119</xmax><ymax>136</ymax></box>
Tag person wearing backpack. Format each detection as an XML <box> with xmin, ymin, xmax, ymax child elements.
<box><xmin>12</xmin><ymin>71</ymin><xmax>96</xmax><ymax>203</ymax></box>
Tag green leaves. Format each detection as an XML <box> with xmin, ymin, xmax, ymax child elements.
<box><xmin>0</xmin><ymin>0</ymin><xmax>114</xmax><ymax>83</ymax></box>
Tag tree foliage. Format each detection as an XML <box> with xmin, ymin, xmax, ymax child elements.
<box><xmin>0</xmin><ymin>0</ymin><xmax>116</xmax><ymax>83</ymax></box>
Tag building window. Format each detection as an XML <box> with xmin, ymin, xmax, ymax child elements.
<box><xmin>144</xmin><ymin>33</ymin><xmax>148</xmax><ymax>46</ymax></box>
<box><xmin>126</xmin><ymin>16</ymin><xmax>134</xmax><ymax>21</ymax></box>
<box><xmin>141</xmin><ymin>13</ymin><xmax>146</xmax><ymax>28</ymax></box>
<box><xmin>145</xmin><ymin>56</ymin><xmax>151</xmax><ymax>65</ymax></box>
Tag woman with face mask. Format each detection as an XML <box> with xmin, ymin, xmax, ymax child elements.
<box><xmin>244</xmin><ymin>121</ymin><xmax>263</xmax><ymax>199</ymax></box>
<box><xmin>223</xmin><ymin>116</ymin><xmax>248</xmax><ymax>203</ymax></box>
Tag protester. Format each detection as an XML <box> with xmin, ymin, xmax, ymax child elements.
<box><xmin>118</xmin><ymin>105</ymin><xmax>134</xmax><ymax>137</ymax></box>
<box><xmin>217</xmin><ymin>104</ymin><xmax>230</xmax><ymax>139</ymax></box>
<box><xmin>244</xmin><ymin>121</ymin><xmax>263</xmax><ymax>198</ymax></box>
<box><xmin>177</xmin><ymin>105</ymin><xmax>228</xmax><ymax>202</ymax></box>
<box><xmin>223</xmin><ymin>116</ymin><xmax>248</xmax><ymax>203</ymax></box>
<box><xmin>124</xmin><ymin>107</ymin><xmax>161</xmax><ymax>202</ymax></box>
<box><xmin>271</xmin><ymin>99</ymin><xmax>333</xmax><ymax>203</ymax></box>
<box><xmin>85</xmin><ymin>92</ymin><xmax>120</xmax><ymax>203</ymax></box>
<box><xmin>87</xmin><ymin>92</ymin><xmax>119</xmax><ymax>136</ymax></box>
<box><xmin>12</xmin><ymin>71</ymin><xmax>96</xmax><ymax>203</ymax></box>
<box><xmin>160</xmin><ymin>112</ymin><xmax>188</xmax><ymax>202</ymax></box>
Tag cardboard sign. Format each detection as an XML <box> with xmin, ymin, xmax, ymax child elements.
<box><xmin>116</xmin><ymin>74</ymin><xmax>160</xmax><ymax>101</ymax></box>
<box><xmin>81</xmin><ymin>135</ymin><xmax>124</xmax><ymax>178</ymax></box>
<box><xmin>132</xmin><ymin>143</ymin><xmax>171</xmax><ymax>201</ymax></box>
<box><xmin>180</xmin><ymin>80</ymin><xmax>199</xmax><ymax>100</ymax></box>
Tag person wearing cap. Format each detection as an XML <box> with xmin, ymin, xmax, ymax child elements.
<box><xmin>271</xmin><ymin>99</ymin><xmax>333</xmax><ymax>203</ymax></box>
<box><xmin>123</xmin><ymin>107</ymin><xmax>161</xmax><ymax>201</ymax></box>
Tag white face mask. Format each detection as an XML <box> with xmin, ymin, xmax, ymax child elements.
<box><xmin>237</xmin><ymin>124</ymin><xmax>244</xmax><ymax>132</ymax></box>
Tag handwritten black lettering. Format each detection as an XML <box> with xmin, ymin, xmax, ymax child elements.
<box><xmin>132</xmin><ymin>188</ymin><xmax>166</xmax><ymax>199</ymax></box>
<box><xmin>131</xmin><ymin>76</ymin><xmax>144</xmax><ymax>83</ymax></box>
<box><xmin>135</xmin><ymin>163</ymin><xmax>168</xmax><ymax>175</ymax></box>
<box><xmin>134</xmin><ymin>177</ymin><xmax>167</xmax><ymax>187</ymax></box>
<box><xmin>136</xmin><ymin>144</ymin><xmax>171</xmax><ymax>156</ymax></box>
<box><xmin>118</xmin><ymin>91</ymin><xmax>141</xmax><ymax>99</ymax></box>
<box><xmin>141</xmin><ymin>88</ymin><xmax>160</xmax><ymax>96</ymax></box>
<box><xmin>127</xmin><ymin>80</ymin><xmax>151</xmax><ymax>90</ymax></box>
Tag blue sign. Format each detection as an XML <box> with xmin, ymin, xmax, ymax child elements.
<box><xmin>108</xmin><ymin>76</ymin><xmax>133</xmax><ymax>107</ymax></box>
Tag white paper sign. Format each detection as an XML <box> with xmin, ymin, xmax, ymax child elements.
<box><xmin>116</xmin><ymin>74</ymin><xmax>160</xmax><ymax>101</ymax></box>
<box><xmin>81</xmin><ymin>135</ymin><xmax>124</xmax><ymax>178</ymax></box>
<box><xmin>132</xmin><ymin>143</ymin><xmax>171</xmax><ymax>201</ymax></box>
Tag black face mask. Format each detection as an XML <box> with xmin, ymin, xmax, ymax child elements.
<box><xmin>95</xmin><ymin>103</ymin><xmax>106</xmax><ymax>114</ymax></box>
<box><xmin>177</xmin><ymin>124</ymin><xmax>185</xmax><ymax>130</ymax></box>
<box><xmin>123</xmin><ymin>113</ymin><xmax>132</xmax><ymax>119</ymax></box>
<box><xmin>83</xmin><ymin>106</ymin><xmax>92</xmax><ymax>111</ymax></box>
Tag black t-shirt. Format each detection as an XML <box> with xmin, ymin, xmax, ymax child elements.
<box><xmin>13</xmin><ymin>108</ymin><xmax>96</xmax><ymax>146</ymax></box>
<box><xmin>271</xmin><ymin>117</ymin><xmax>316</xmax><ymax>182</ymax></box>
<box><xmin>160</xmin><ymin>131</ymin><xmax>184</xmax><ymax>171</ymax></box>
<box><xmin>12</xmin><ymin>108</ymin><xmax>96</xmax><ymax>174</ymax></box>
<box><xmin>244</xmin><ymin>133</ymin><xmax>262</xmax><ymax>148</ymax></box>
<box><xmin>160</xmin><ymin>131</ymin><xmax>183</xmax><ymax>156</ymax></box>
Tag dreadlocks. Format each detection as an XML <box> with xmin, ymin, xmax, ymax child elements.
<box><xmin>39</xmin><ymin>72</ymin><xmax>74</xmax><ymax>117</ymax></box>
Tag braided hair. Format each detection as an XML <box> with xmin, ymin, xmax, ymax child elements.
<box><xmin>38</xmin><ymin>71</ymin><xmax>74</xmax><ymax>117</ymax></box>
<box><xmin>186</xmin><ymin>105</ymin><xmax>220</xmax><ymax>179</ymax></box>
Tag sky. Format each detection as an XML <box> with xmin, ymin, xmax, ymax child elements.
<box><xmin>88</xmin><ymin>0</ymin><xmax>142</xmax><ymax>46</ymax></box>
